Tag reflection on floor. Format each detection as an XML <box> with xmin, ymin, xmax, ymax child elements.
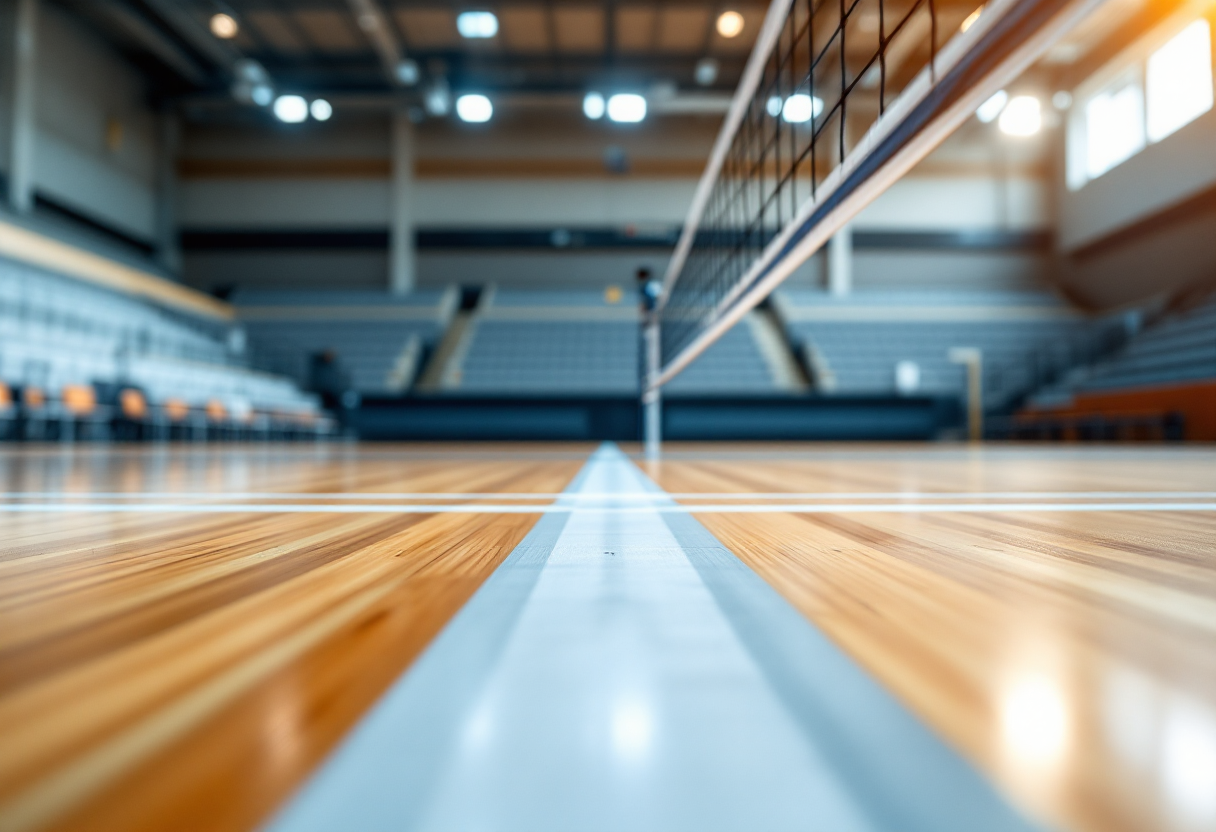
<box><xmin>0</xmin><ymin>443</ymin><xmax>1213</xmax><ymax>832</ymax></box>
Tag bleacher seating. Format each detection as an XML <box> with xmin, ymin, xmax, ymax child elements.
<box><xmin>665</xmin><ymin>314</ymin><xmax>796</xmax><ymax>395</ymax></box>
<box><xmin>1051</xmin><ymin>298</ymin><xmax>1216</xmax><ymax>395</ymax></box>
<box><xmin>0</xmin><ymin>256</ymin><xmax>325</xmax><ymax>438</ymax></box>
<box><xmin>773</xmin><ymin>289</ymin><xmax>1094</xmax><ymax>408</ymax></box>
<box><xmin>236</xmin><ymin>289</ymin><xmax>457</xmax><ymax>394</ymax></box>
<box><xmin>452</xmin><ymin>289</ymin><xmax>639</xmax><ymax>394</ymax></box>
<box><xmin>1012</xmin><ymin>297</ymin><xmax>1216</xmax><ymax>441</ymax></box>
<box><xmin>447</xmin><ymin>290</ymin><xmax>797</xmax><ymax>396</ymax></box>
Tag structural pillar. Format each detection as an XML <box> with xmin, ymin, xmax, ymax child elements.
<box><xmin>389</xmin><ymin>111</ymin><xmax>416</xmax><ymax>294</ymax></box>
<box><xmin>826</xmin><ymin>221</ymin><xmax>852</xmax><ymax>296</ymax></box>
<box><xmin>643</xmin><ymin>319</ymin><xmax>661</xmax><ymax>460</ymax></box>
<box><xmin>4</xmin><ymin>0</ymin><xmax>38</xmax><ymax>214</ymax></box>
<box><xmin>154</xmin><ymin>110</ymin><xmax>182</xmax><ymax>274</ymax></box>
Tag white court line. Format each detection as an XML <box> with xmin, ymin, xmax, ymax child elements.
<box><xmin>1</xmin><ymin>502</ymin><xmax>1214</xmax><ymax>514</ymax></box>
<box><xmin>1</xmin><ymin>490</ymin><xmax>1214</xmax><ymax>501</ymax></box>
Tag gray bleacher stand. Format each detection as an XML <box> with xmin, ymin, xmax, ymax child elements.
<box><xmin>236</xmin><ymin>288</ymin><xmax>458</xmax><ymax>395</ymax></box>
<box><xmin>439</xmin><ymin>288</ymin><xmax>804</xmax><ymax>397</ymax></box>
<box><xmin>772</xmin><ymin>289</ymin><xmax>1104</xmax><ymax>410</ymax></box>
<box><xmin>0</xmin><ymin>255</ymin><xmax>326</xmax><ymax>439</ymax></box>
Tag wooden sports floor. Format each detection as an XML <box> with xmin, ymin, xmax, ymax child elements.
<box><xmin>1</xmin><ymin>442</ymin><xmax>1214</xmax><ymax>832</ymax></box>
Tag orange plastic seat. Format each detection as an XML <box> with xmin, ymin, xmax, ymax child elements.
<box><xmin>164</xmin><ymin>399</ymin><xmax>190</xmax><ymax>422</ymax></box>
<box><xmin>120</xmin><ymin>389</ymin><xmax>148</xmax><ymax>420</ymax></box>
<box><xmin>61</xmin><ymin>385</ymin><xmax>97</xmax><ymax>416</ymax></box>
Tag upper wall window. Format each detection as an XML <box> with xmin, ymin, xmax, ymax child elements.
<box><xmin>1067</xmin><ymin>17</ymin><xmax>1214</xmax><ymax>190</ymax></box>
<box><xmin>1146</xmin><ymin>20</ymin><xmax>1213</xmax><ymax>142</ymax></box>
<box><xmin>1085</xmin><ymin>75</ymin><xmax>1145</xmax><ymax>180</ymax></box>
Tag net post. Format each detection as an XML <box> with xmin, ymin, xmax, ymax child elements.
<box><xmin>643</xmin><ymin>319</ymin><xmax>662</xmax><ymax>460</ymax></box>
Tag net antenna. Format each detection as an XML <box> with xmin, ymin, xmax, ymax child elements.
<box><xmin>645</xmin><ymin>0</ymin><xmax>1107</xmax><ymax>429</ymax></box>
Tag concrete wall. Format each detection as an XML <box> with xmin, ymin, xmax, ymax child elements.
<box><xmin>1052</xmin><ymin>11</ymin><xmax>1216</xmax><ymax>311</ymax></box>
<box><xmin>31</xmin><ymin>3</ymin><xmax>158</xmax><ymax>242</ymax></box>
<box><xmin>178</xmin><ymin>108</ymin><xmax>1054</xmax><ymax>295</ymax></box>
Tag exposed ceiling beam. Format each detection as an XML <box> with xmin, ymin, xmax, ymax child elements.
<box><xmin>72</xmin><ymin>0</ymin><xmax>210</xmax><ymax>85</ymax></box>
<box><xmin>140</xmin><ymin>0</ymin><xmax>245</xmax><ymax>74</ymax></box>
<box><xmin>346</xmin><ymin>0</ymin><xmax>408</xmax><ymax>86</ymax></box>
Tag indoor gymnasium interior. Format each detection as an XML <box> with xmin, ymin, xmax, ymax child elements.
<box><xmin>0</xmin><ymin>0</ymin><xmax>1214</xmax><ymax>830</ymax></box>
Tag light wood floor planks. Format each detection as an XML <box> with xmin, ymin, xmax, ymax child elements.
<box><xmin>0</xmin><ymin>444</ymin><xmax>584</xmax><ymax>832</ymax></box>
<box><xmin>647</xmin><ymin>445</ymin><xmax>1216</xmax><ymax>832</ymax></box>
<box><xmin>2</xmin><ymin>443</ymin><xmax>1214</xmax><ymax>832</ymax></box>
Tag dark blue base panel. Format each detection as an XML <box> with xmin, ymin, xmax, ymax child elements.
<box><xmin>348</xmin><ymin>396</ymin><xmax>961</xmax><ymax>441</ymax></box>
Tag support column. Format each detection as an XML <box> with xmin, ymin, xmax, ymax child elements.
<box><xmin>154</xmin><ymin>110</ymin><xmax>181</xmax><ymax>274</ymax></box>
<box><xmin>643</xmin><ymin>319</ymin><xmax>661</xmax><ymax>460</ymax></box>
<box><xmin>389</xmin><ymin>111</ymin><xmax>415</xmax><ymax>294</ymax></box>
<box><xmin>826</xmin><ymin>222</ymin><xmax>852</xmax><ymax>296</ymax></box>
<box><xmin>4</xmin><ymin>0</ymin><xmax>37</xmax><ymax>214</ymax></box>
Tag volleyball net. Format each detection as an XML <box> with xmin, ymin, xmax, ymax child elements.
<box><xmin>650</xmin><ymin>0</ymin><xmax>1105</xmax><ymax>391</ymax></box>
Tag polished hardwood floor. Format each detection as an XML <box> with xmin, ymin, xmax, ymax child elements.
<box><xmin>1</xmin><ymin>443</ymin><xmax>1213</xmax><ymax>832</ymax></box>
<box><xmin>647</xmin><ymin>445</ymin><xmax>1216</xmax><ymax>832</ymax></box>
<box><xmin>0</xmin><ymin>445</ymin><xmax>583</xmax><ymax>832</ymax></box>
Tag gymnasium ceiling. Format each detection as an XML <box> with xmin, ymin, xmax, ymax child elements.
<box><xmin>64</xmin><ymin>0</ymin><xmax>1161</xmax><ymax>123</ymax></box>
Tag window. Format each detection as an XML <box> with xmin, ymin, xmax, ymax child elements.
<box><xmin>1146</xmin><ymin>20</ymin><xmax>1214</xmax><ymax>142</ymax></box>
<box><xmin>1067</xmin><ymin>17</ymin><xmax>1215</xmax><ymax>190</ymax></box>
<box><xmin>1085</xmin><ymin>80</ymin><xmax>1145</xmax><ymax>180</ymax></box>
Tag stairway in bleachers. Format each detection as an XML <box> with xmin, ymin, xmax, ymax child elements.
<box><xmin>236</xmin><ymin>288</ymin><xmax>458</xmax><ymax>394</ymax></box>
<box><xmin>773</xmin><ymin>289</ymin><xmax>1102</xmax><ymax>409</ymax></box>
<box><xmin>441</xmin><ymin>289</ymin><xmax>804</xmax><ymax>396</ymax></box>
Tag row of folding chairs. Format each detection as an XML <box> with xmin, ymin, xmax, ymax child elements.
<box><xmin>0</xmin><ymin>382</ymin><xmax>336</xmax><ymax>442</ymax></box>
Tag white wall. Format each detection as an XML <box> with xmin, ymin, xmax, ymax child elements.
<box><xmin>31</xmin><ymin>3</ymin><xmax>158</xmax><ymax>241</ymax></box>
<box><xmin>1058</xmin><ymin>105</ymin><xmax>1216</xmax><ymax>251</ymax></box>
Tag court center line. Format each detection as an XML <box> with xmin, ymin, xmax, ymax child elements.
<box><xmin>264</xmin><ymin>442</ymin><xmax>1042</xmax><ymax>832</ymax></box>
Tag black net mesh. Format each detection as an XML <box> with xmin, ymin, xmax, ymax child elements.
<box><xmin>659</xmin><ymin>0</ymin><xmax>979</xmax><ymax>367</ymax></box>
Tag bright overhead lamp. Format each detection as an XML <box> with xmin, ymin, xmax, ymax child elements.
<box><xmin>210</xmin><ymin>13</ymin><xmax>239</xmax><ymax>39</ymax></box>
<box><xmin>607</xmin><ymin>93</ymin><xmax>647</xmax><ymax>123</ymax></box>
<box><xmin>583</xmin><ymin>92</ymin><xmax>606</xmax><ymax>120</ymax></box>
<box><xmin>695</xmin><ymin>57</ymin><xmax>720</xmax><ymax>86</ymax></box>
<box><xmin>310</xmin><ymin>99</ymin><xmax>333</xmax><ymax>121</ymax></box>
<box><xmin>716</xmin><ymin>10</ymin><xmax>745</xmax><ymax>38</ymax></box>
<box><xmin>781</xmin><ymin>93</ymin><xmax>823</xmax><ymax>123</ymax></box>
<box><xmin>425</xmin><ymin>78</ymin><xmax>452</xmax><ymax>116</ymax></box>
<box><xmin>250</xmin><ymin>84</ymin><xmax>274</xmax><ymax>106</ymax></box>
<box><xmin>959</xmin><ymin>5</ymin><xmax>983</xmax><ymax>33</ymax></box>
<box><xmin>998</xmin><ymin>95</ymin><xmax>1041</xmax><ymax>136</ymax></box>
<box><xmin>456</xmin><ymin>93</ymin><xmax>493</xmax><ymax>123</ymax></box>
<box><xmin>976</xmin><ymin>89</ymin><xmax>1008</xmax><ymax>123</ymax></box>
<box><xmin>396</xmin><ymin>59</ymin><xmax>420</xmax><ymax>86</ymax></box>
<box><xmin>273</xmin><ymin>95</ymin><xmax>308</xmax><ymax>123</ymax></box>
<box><xmin>457</xmin><ymin>11</ymin><xmax>498</xmax><ymax>38</ymax></box>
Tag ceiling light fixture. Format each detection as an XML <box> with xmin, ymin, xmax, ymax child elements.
<box><xmin>310</xmin><ymin>99</ymin><xmax>333</xmax><ymax>121</ymax></box>
<box><xmin>607</xmin><ymin>93</ymin><xmax>647</xmax><ymax>123</ymax></box>
<box><xmin>695</xmin><ymin>57</ymin><xmax>720</xmax><ymax>86</ymax></box>
<box><xmin>960</xmin><ymin>5</ymin><xmax>983</xmax><ymax>33</ymax></box>
<box><xmin>583</xmin><ymin>92</ymin><xmax>606</xmax><ymax>119</ymax></box>
<box><xmin>273</xmin><ymin>95</ymin><xmax>308</xmax><ymax>123</ymax></box>
<box><xmin>999</xmin><ymin>95</ymin><xmax>1042</xmax><ymax>136</ymax></box>
<box><xmin>396</xmin><ymin>59</ymin><xmax>420</xmax><ymax>86</ymax></box>
<box><xmin>425</xmin><ymin>78</ymin><xmax>452</xmax><ymax>116</ymax></box>
<box><xmin>210</xmin><ymin>13</ymin><xmax>239</xmax><ymax>39</ymax></box>
<box><xmin>976</xmin><ymin>89</ymin><xmax>1008</xmax><ymax>123</ymax></box>
<box><xmin>716</xmin><ymin>10</ymin><xmax>745</xmax><ymax>38</ymax></box>
<box><xmin>456</xmin><ymin>93</ymin><xmax>493</xmax><ymax>123</ymax></box>
<box><xmin>781</xmin><ymin>93</ymin><xmax>823</xmax><ymax>123</ymax></box>
<box><xmin>457</xmin><ymin>11</ymin><xmax>498</xmax><ymax>38</ymax></box>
